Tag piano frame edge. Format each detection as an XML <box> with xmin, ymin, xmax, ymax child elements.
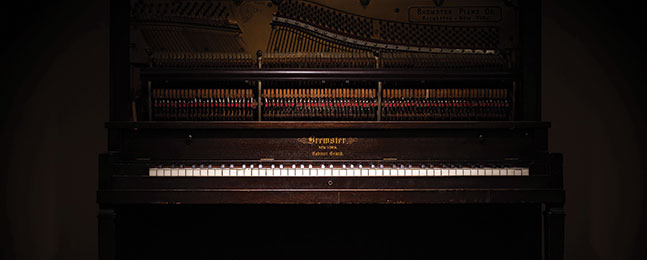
<box><xmin>106</xmin><ymin>121</ymin><xmax>551</xmax><ymax>130</ymax></box>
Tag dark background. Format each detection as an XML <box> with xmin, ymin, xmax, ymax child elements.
<box><xmin>2</xmin><ymin>0</ymin><xmax>645</xmax><ymax>259</ymax></box>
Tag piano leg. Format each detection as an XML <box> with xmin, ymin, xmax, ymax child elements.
<box><xmin>98</xmin><ymin>208</ymin><xmax>116</xmax><ymax>260</ymax></box>
<box><xmin>544</xmin><ymin>203</ymin><xmax>565</xmax><ymax>260</ymax></box>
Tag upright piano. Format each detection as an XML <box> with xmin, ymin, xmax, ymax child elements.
<box><xmin>99</xmin><ymin>0</ymin><xmax>564</xmax><ymax>259</ymax></box>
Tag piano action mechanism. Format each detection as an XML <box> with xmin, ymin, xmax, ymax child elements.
<box><xmin>99</xmin><ymin>0</ymin><xmax>564</xmax><ymax>259</ymax></box>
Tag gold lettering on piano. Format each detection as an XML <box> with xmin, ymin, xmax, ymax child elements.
<box><xmin>312</xmin><ymin>151</ymin><xmax>344</xmax><ymax>157</ymax></box>
<box><xmin>300</xmin><ymin>136</ymin><xmax>355</xmax><ymax>157</ymax></box>
<box><xmin>408</xmin><ymin>6</ymin><xmax>501</xmax><ymax>23</ymax></box>
<box><xmin>298</xmin><ymin>137</ymin><xmax>358</xmax><ymax>145</ymax></box>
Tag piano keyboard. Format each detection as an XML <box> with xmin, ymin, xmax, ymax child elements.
<box><xmin>148</xmin><ymin>164</ymin><xmax>529</xmax><ymax>177</ymax></box>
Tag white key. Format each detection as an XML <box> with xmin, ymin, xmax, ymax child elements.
<box><xmin>441</xmin><ymin>169</ymin><xmax>448</xmax><ymax>176</ymax></box>
<box><xmin>448</xmin><ymin>169</ymin><xmax>456</xmax><ymax>176</ymax></box>
<box><xmin>376</xmin><ymin>169</ymin><xmax>383</xmax><ymax>176</ymax></box>
<box><xmin>200</xmin><ymin>168</ymin><xmax>208</xmax><ymax>176</ymax></box>
<box><xmin>361</xmin><ymin>169</ymin><xmax>368</xmax><ymax>176</ymax></box>
<box><xmin>383</xmin><ymin>168</ymin><xmax>390</xmax><ymax>176</ymax></box>
<box><xmin>163</xmin><ymin>168</ymin><xmax>171</xmax><ymax>176</ymax></box>
<box><xmin>456</xmin><ymin>169</ymin><xmax>463</xmax><ymax>176</ymax></box>
<box><xmin>179</xmin><ymin>168</ymin><xmax>186</xmax><ymax>176</ymax></box>
<box><xmin>404</xmin><ymin>169</ymin><xmax>412</xmax><ymax>176</ymax></box>
<box><xmin>492</xmin><ymin>168</ymin><xmax>500</xmax><ymax>176</ymax></box>
<box><xmin>478</xmin><ymin>169</ymin><xmax>485</xmax><ymax>176</ymax></box>
<box><xmin>270</xmin><ymin>168</ymin><xmax>278</xmax><ymax>176</ymax></box>
<box><xmin>499</xmin><ymin>168</ymin><xmax>507</xmax><ymax>176</ymax></box>
<box><xmin>395</xmin><ymin>169</ymin><xmax>404</xmax><ymax>176</ymax></box>
<box><xmin>296</xmin><ymin>169</ymin><xmax>303</xmax><ymax>176</ymax></box>
<box><xmin>332</xmin><ymin>169</ymin><xmax>339</xmax><ymax>176</ymax></box>
<box><xmin>324</xmin><ymin>168</ymin><xmax>333</xmax><ymax>176</ymax></box>
<box><xmin>244</xmin><ymin>168</ymin><xmax>251</xmax><ymax>176</ymax></box>
<box><xmin>252</xmin><ymin>168</ymin><xmax>259</xmax><ymax>176</ymax></box>
<box><xmin>339</xmin><ymin>169</ymin><xmax>347</xmax><ymax>176</ymax></box>
<box><xmin>369</xmin><ymin>169</ymin><xmax>376</xmax><ymax>176</ymax></box>
<box><xmin>288</xmin><ymin>169</ymin><xmax>295</xmax><ymax>176</ymax></box>
<box><xmin>512</xmin><ymin>168</ymin><xmax>520</xmax><ymax>176</ymax></box>
<box><xmin>223</xmin><ymin>168</ymin><xmax>230</xmax><ymax>176</ymax></box>
<box><xmin>431</xmin><ymin>169</ymin><xmax>440</xmax><ymax>176</ymax></box>
<box><xmin>208</xmin><ymin>169</ymin><xmax>215</xmax><ymax>176</ymax></box>
<box><xmin>258</xmin><ymin>168</ymin><xmax>265</xmax><ymax>176</ymax></box>
<box><xmin>214</xmin><ymin>168</ymin><xmax>222</xmax><ymax>176</ymax></box>
<box><xmin>149</xmin><ymin>168</ymin><xmax>157</xmax><ymax>176</ymax></box>
<box><xmin>485</xmin><ymin>168</ymin><xmax>493</xmax><ymax>176</ymax></box>
<box><xmin>412</xmin><ymin>169</ymin><xmax>420</xmax><ymax>176</ymax></box>
<box><xmin>522</xmin><ymin>168</ymin><xmax>530</xmax><ymax>176</ymax></box>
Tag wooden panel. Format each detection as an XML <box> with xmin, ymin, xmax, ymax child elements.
<box><xmin>140</xmin><ymin>68</ymin><xmax>514</xmax><ymax>81</ymax></box>
<box><xmin>97</xmin><ymin>189</ymin><xmax>565</xmax><ymax>205</ymax></box>
<box><xmin>109</xmin><ymin>175</ymin><xmax>560</xmax><ymax>190</ymax></box>
<box><xmin>107</xmin><ymin>121</ymin><xmax>551</xmax><ymax>129</ymax></box>
<box><xmin>119</xmin><ymin>127</ymin><xmax>546</xmax><ymax>160</ymax></box>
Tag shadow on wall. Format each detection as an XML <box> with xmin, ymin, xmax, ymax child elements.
<box><xmin>542</xmin><ymin>1</ymin><xmax>646</xmax><ymax>260</ymax></box>
<box><xmin>2</xmin><ymin>0</ymin><xmax>109</xmax><ymax>259</ymax></box>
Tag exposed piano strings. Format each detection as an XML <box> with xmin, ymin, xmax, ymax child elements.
<box><xmin>262</xmin><ymin>88</ymin><xmax>377</xmax><ymax>120</ymax></box>
<box><xmin>151</xmin><ymin>86</ymin><xmax>509</xmax><ymax>121</ymax></box>
<box><xmin>152</xmin><ymin>88</ymin><xmax>256</xmax><ymax>121</ymax></box>
<box><xmin>382</xmin><ymin>88</ymin><xmax>510</xmax><ymax>120</ymax></box>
